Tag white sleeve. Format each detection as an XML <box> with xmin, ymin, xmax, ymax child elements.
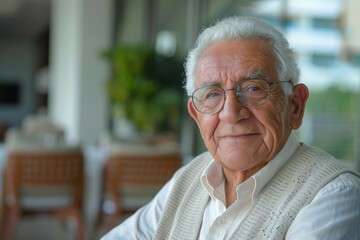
<box><xmin>100</xmin><ymin>168</ymin><xmax>181</xmax><ymax>240</ymax></box>
<box><xmin>286</xmin><ymin>173</ymin><xmax>360</xmax><ymax>240</ymax></box>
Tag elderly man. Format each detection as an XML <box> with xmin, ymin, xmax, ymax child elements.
<box><xmin>102</xmin><ymin>16</ymin><xmax>360</xmax><ymax>239</ymax></box>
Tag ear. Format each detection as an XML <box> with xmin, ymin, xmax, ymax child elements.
<box><xmin>187</xmin><ymin>99</ymin><xmax>201</xmax><ymax>126</ymax></box>
<box><xmin>290</xmin><ymin>84</ymin><xmax>309</xmax><ymax>130</ymax></box>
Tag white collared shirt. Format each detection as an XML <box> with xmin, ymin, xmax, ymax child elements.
<box><xmin>101</xmin><ymin>133</ymin><xmax>360</xmax><ymax>240</ymax></box>
<box><xmin>198</xmin><ymin>133</ymin><xmax>300</xmax><ymax>239</ymax></box>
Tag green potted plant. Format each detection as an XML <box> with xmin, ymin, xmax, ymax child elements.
<box><xmin>102</xmin><ymin>45</ymin><xmax>182</xmax><ymax>139</ymax></box>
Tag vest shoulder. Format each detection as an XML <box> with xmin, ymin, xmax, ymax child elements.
<box><xmin>184</xmin><ymin>151</ymin><xmax>212</xmax><ymax>169</ymax></box>
<box><xmin>298</xmin><ymin>143</ymin><xmax>347</xmax><ymax>167</ymax></box>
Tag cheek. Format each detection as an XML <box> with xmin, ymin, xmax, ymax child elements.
<box><xmin>197</xmin><ymin>115</ymin><xmax>219</xmax><ymax>144</ymax></box>
<box><xmin>270</xmin><ymin>90</ymin><xmax>291</xmax><ymax>126</ymax></box>
<box><xmin>258</xmin><ymin>97</ymin><xmax>291</xmax><ymax>143</ymax></box>
<box><xmin>258</xmin><ymin>87</ymin><xmax>290</xmax><ymax>137</ymax></box>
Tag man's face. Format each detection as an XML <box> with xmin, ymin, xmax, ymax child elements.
<box><xmin>188</xmin><ymin>39</ymin><xmax>307</xmax><ymax>175</ymax></box>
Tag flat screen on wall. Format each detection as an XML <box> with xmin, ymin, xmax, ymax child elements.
<box><xmin>0</xmin><ymin>81</ymin><xmax>21</xmax><ymax>105</ymax></box>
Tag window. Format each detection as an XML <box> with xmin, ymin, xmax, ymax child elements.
<box><xmin>350</xmin><ymin>53</ymin><xmax>360</xmax><ymax>67</ymax></box>
<box><xmin>0</xmin><ymin>81</ymin><xmax>21</xmax><ymax>106</ymax></box>
<box><xmin>312</xmin><ymin>17</ymin><xmax>338</xmax><ymax>30</ymax></box>
<box><xmin>311</xmin><ymin>53</ymin><xmax>337</xmax><ymax>67</ymax></box>
<box><xmin>298</xmin><ymin>86</ymin><xmax>358</xmax><ymax>168</ymax></box>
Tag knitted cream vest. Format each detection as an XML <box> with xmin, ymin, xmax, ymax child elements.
<box><xmin>153</xmin><ymin>144</ymin><xmax>360</xmax><ymax>240</ymax></box>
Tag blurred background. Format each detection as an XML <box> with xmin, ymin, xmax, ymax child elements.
<box><xmin>0</xmin><ymin>0</ymin><xmax>359</xmax><ymax>239</ymax></box>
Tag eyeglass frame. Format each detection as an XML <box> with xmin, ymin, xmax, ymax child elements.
<box><xmin>189</xmin><ymin>79</ymin><xmax>293</xmax><ymax>114</ymax></box>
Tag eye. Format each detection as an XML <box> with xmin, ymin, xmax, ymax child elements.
<box><xmin>206</xmin><ymin>89</ymin><xmax>222</xmax><ymax>98</ymax></box>
<box><xmin>197</xmin><ymin>87</ymin><xmax>223</xmax><ymax>100</ymax></box>
<box><xmin>246</xmin><ymin>85</ymin><xmax>262</xmax><ymax>92</ymax></box>
<box><xmin>240</xmin><ymin>80</ymin><xmax>268</xmax><ymax>93</ymax></box>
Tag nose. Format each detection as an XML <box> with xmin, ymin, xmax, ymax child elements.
<box><xmin>218</xmin><ymin>90</ymin><xmax>249</xmax><ymax>123</ymax></box>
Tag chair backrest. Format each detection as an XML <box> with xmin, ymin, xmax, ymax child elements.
<box><xmin>3</xmin><ymin>146</ymin><xmax>84</xmax><ymax>209</ymax></box>
<box><xmin>104</xmin><ymin>151</ymin><xmax>182</xmax><ymax>210</ymax></box>
<box><xmin>1</xmin><ymin>146</ymin><xmax>86</xmax><ymax>240</ymax></box>
<box><xmin>106</xmin><ymin>152</ymin><xmax>182</xmax><ymax>185</ymax></box>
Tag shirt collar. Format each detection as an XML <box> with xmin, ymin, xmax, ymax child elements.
<box><xmin>250</xmin><ymin>133</ymin><xmax>300</xmax><ymax>202</ymax></box>
<box><xmin>201</xmin><ymin>160</ymin><xmax>225</xmax><ymax>201</ymax></box>
<box><xmin>201</xmin><ymin>133</ymin><xmax>300</xmax><ymax>204</ymax></box>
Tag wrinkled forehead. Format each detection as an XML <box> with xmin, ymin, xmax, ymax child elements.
<box><xmin>194</xmin><ymin>39</ymin><xmax>279</xmax><ymax>88</ymax></box>
<box><xmin>196</xmin><ymin>68</ymin><xmax>271</xmax><ymax>89</ymax></box>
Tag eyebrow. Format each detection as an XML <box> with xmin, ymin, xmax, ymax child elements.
<box><xmin>243</xmin><ymin>68</ymin><xmax>269</xmax><ymax>81</ymax></box>
<box><xmin>197</xmin><ymin>68</ymin><xmax>270</xmax><ymax>89</ymax></box>
<box><xmin>198</xmin><ymin>81</ymin><xmax>219</xmax><ymax>88</ymax></box>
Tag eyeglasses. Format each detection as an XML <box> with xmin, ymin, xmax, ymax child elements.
<box><xmin>190</xmin><ymin>79</ymin><xmax>292</xmax><ymax>114</ymax></box>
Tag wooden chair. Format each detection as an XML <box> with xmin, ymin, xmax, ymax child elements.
<box><xmin>1</xmin><ymin>146</ymin><xmax>86</xmax><ymax>240</ymax></box>
<box><xmin>99</xmin><ymin>144</ymin><xmax>182</xmax><ymax>230</ymax></box>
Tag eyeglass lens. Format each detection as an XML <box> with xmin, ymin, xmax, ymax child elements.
<box><xmin>192</xmin><ymin>79</ymin><xmax>271</xmax><ymax>114</ymax></box>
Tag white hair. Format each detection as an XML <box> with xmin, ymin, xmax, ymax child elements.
<box><xmin>184</xmin><ymin>16</ymin><xmax>300</xmax><ymax>96</ymax></box>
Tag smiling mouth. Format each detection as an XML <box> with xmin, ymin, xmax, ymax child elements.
<box><xmin>222</xmin><ymin>133</ymin><xmax>258</xmax><ymax>140</ymax></box>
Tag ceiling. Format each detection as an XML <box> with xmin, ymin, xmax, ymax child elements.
<box><xmin>0</xmin><ymin>0</ymin><xmax>50</xmax><ymax>39</ymax></box>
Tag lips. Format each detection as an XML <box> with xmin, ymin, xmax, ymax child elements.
<box><xmin>220</xmin><ymin>132</ymin><xmax>259</xmax><ymax>140</ymax></box>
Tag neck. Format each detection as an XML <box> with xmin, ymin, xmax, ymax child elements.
<box><xmin>223</xmin><ymin>162</ymin><xmax>268</xmax><ymax>207</ymax></box>
<box><xmin>224</xmin><ymin>179</ymin><xmax>238</xmax><ymax>207</ymax></box>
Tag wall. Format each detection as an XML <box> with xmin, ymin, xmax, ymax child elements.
<box><xmin>0</xmin><ymin>38</ymin><xmax>38</xmax><ymax>130</ymax></box>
